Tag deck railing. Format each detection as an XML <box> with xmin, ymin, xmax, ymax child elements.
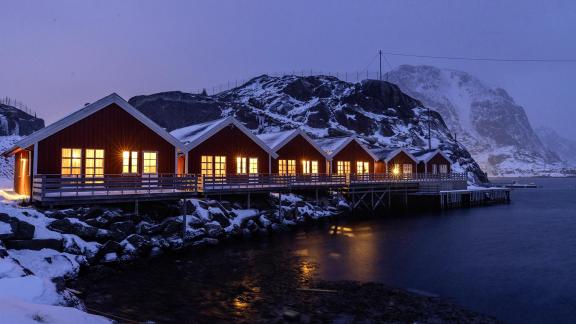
<box><xmin>32</xmin><ymin>172</ymin><xmax>467</xmax><ymax>200</ymax></box>
<box><xmin>33</xmin><ymin>174</ymin><xmax>198</xmax><ymax>200</ymax></box>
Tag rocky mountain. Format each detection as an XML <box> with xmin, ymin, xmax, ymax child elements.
<box><xmin>535</xmin><ymin>127</ymin><xmax>576</xmax><ymax>167</ymax></box>
<box><xmin>384</xmin><ymin>65</ymin><xmax>562</xmax><ymax>176</ymax></box>
<box><xmin>0</xmin><ymin>104</ymin><xmax>44</xmax><ymax>180</ymax></box>
<box><xmin>0</xmin><ymin>103</ymin><xmax>44</xmax><ymax>136</ymax></box>
<box><xmin>130</xmin><ymin>75</ymin><xmax>488</xmax><ymax>183</ymax></box>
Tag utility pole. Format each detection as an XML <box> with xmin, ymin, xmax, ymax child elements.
<box><xmin>379</xmin><ymin>50</ymin><xmax>382</xmax><ymax>81</ymax></box>
<box><xmin>427</xmin><ymin>107</ymin><xmax>432</xmax><ymax>150</ymax></box>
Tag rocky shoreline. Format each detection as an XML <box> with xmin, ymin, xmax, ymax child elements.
<box><xmin>1</xmin><ymin>193</ymin><xmax>498</xmax><ymax>322</ymax></box>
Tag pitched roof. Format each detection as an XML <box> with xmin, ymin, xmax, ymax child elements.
<box><xmin>256</xmin><ymin>129</ymin><xmax>331</xmax><ymax>159</ymax></box>
<box><xmin>315</xmin><ymin>136</ymin><xmax>378</xmax><ymax>160</ymax></box>
<box><xmin>2</xmin><ymin>93</ymin><xmax>184</xmax><ymax>156</ymax></box>
<box><xmin>170</xmin><ymin>117</ymin><xmax>278</xmax><ymax>158</ymax></box>
<box><xmin>412</xmin><ymin>149</ymin><xmax>451</xmax><ymax>163</ymax></box>
<box><xmin>371</xmin><ymin>147</ymin><xmax>418</xmax><ymax>163</ymax></box>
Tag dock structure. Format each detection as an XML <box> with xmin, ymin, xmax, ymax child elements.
<box><xmin>30</xmin><ymin>172</ymin><xmax>475</xmax><ymax>209</ymax></box>
<box><xmin>438</xmin><ymin>188</ymin><xmax>511</xmax><ymax>209</ymax></box>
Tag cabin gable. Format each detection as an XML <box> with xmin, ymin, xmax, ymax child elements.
<box><xmin>187</xmin><ymin>124</ymin><xmax>270</xmax><ymax>174</ymax></box>
<box><xmin>332</xmin><ymin>140</ymin><xmax>375</xmax><ymax>174</ymax></box>
<box><xmin>387</xmin><ymin>151</ymin><xmax>418</xmax><ymax>174</ymax></box>
<box><xmin>36</xmin><ymin>103</ymin><xmax>176</xmax><ymax>175</ymax></box>
<box><xmin>272</xmin><ymin>134</ymin><xmax>327</xmax><ymax>174</ymax></box>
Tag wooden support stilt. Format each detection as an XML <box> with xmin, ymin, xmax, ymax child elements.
<box><xmin>181</xmin><ymin>199</ymin><xmax>187</xmax><ymax>238</ymax></box>
<box><xmin>278</xmin><ymin>192</ymin><xmax>282</xmax><ymax>218</ymax></box>
<box><xmin>247</xmin><ymin>192</ymin><xmax>251</xmax><ymax>209</ymax></box>
<box><xmin>134</xmin><ymin>199</ymin><xmax>139</xmax><ymax>217</ymax></box>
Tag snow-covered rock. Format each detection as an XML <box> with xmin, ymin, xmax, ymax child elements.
<box><xmin>535</xmin><ymin>126</ymin><xmax>576</xmax><ymax>168</ymax></box>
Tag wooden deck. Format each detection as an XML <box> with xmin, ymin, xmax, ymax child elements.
<box><xmin>31</xmin><ymin>173</ymin><xmax>468</xmax><ymax>205</ymax></box>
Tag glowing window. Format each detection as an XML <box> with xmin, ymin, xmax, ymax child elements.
<box><xmin>122</xmin><ymin>151</ymin><xmax>138</xmax><ymax>174</ymax></box>
<box><xmin>85</xmin><ymin>149</ymin><xmax>104</xmax><ymax>178</ymax></box>
<box><xmin>392</xmin><ymin>164</ymin><xmax>400</xmax><ymax>175</ymax></box>
<box><xmin>311</xmin><ymin>160</ymin><xmax>318</xmax><ymax>174</ymax></box>
<box><xmin>61</xmin><ymin>148</ymin><xmax>82</xmax><ymax>176</ymax></box>
<box><xmin>279</xmin><ymin>159</ymin><xmax>296</xmax><ymax>175</ymax></box>
<box><xmin>302</xmin><ymin>160</ymin><xmax>310</xmax><ymax>174</ymax></box>
<box><xmin>143</xmin><ymin>152</ymin><xmax>157</xmax><ymax>174</ymax></box>
<box><xmin>432</xmin><ymin>164</ymin><xmax>438</xmax><ymax>174</ymax></box>
<box><xmin>356</xmin><ymin>161</ymin><xmax>369</xmax><ymax>175</ymax></box>
<box><xmin>249</xmin><ymin>158</ymin><xmax>258</xmax><ymax>174</ymax></box>
<box><xmin>214</xmin><ymin>156</ymin><xmax>226</xmax><ymax>176</ymax></box>
<box><xmin>201</xmin><ymin>155</ymin><xmax>213</xmax><ymax>176</ymax></box>
<box><xmin>236</xmin><ymin>157</ymin><xmax>247</xmax><ymax>174</ymax></box>
<box><xmin>337</xmin><ymin>161</ymin><xmax>351</xmax><ymax>174</ymax></box>
<box><xmin>403</xmin><ymin>163</ymin><xmax>413</xmax><ymax>175</ymax></box>
<box><xmin>439</xmin><ymin>164</ymin><xmax>448</xmax><ymax>174</ymax></box>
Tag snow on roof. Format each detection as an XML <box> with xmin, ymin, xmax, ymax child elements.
<box><xmin>370</xmin><ymin>147</ymin><xmax>418</xmax><ymax>163</ymax></box>
<box><xmin>170</xmin><ymin>117</ymin><xmax>278</xmax><ymax>157</ymax></box>
<box><xmin>3</xmin><ymin>93</ymin><xmax>184</xmax><ymax>156</ymax></box>
<box><xmin>256</xmin><ymin>130</ymin><xmax>296</xmax><ymax>150</ymax></box>
<box><xmin>170</xmin><ymin>117</ymin><xmax>228</xmax><ymax>146</ymax></box>
<box><xmin>412</xmin><ymin>149</ymin><xmax>451</xmax><ymax>163</ymax></box>
<box><xmin>315</xmin><ymin>137</ymin><xmax>352</xmax><ymax>156</ymax></box>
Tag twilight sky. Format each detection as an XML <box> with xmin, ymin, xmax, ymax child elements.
<box><xmin>1</xmin><ymin>0</ymin><xmax>575</xmax><ymax>138</ymax></box>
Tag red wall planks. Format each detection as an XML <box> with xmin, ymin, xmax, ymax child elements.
<box><xmin>36</xmin><ymin>104</ymin><xmax>176</xmax><ymax>175</ymax></box>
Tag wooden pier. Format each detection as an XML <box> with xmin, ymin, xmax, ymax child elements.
<box><xmin>438</xmin><ymin>188</ymin><xmax>511</xmax><ymax>209</ymax></box>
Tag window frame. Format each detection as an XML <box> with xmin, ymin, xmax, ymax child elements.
<box><xmin>122</xmin><ymin>151</ymin><xmax>139</xmax><ymax>174</ymax></box>
<box><xmin>61</xmin><ymin>148</ymin><xmax>82</xmax><ymax>177</ymax></box>
<box><xmin>84</xmin><ymin>149</ymin><xmax>104</xmax><ymax>179</ymax></box>
<box><xmin>142</xmin><ymin>151</ymin><xmax>158</xmax><ymax>175</ymax></box>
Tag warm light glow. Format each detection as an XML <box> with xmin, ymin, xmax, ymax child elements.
<box><xmin>392</xmin><ymin>164</ymin><xmax>400</xmax><ymax>175</ymax></box>
<box><xmin>337</xmin><ymin>161</ymin><xmax>351</xmax><ymax>175</ymax></box>
<box><xmin>279</xmin><ymin>159</ymin><xmax>296</xmax><ymax>175</ymax></box>
<box><xmin>122</xmin><ymin>151</ymin><xmax>138</xmax><ymax>174</ymax></box>
<box><xmin>236</xmin><ymin>157</ymin><xmax>247</xmax><ymax>174</ymax></box>
<box><xmin>302</xmin><ymin>160</ymin><xmax>319</xmax><ymax>174</ymax></box>
<box><xmin>356</xmin><ymin>161</ymin><xmax>369</xmax><ymax>175</ymax></box>
<box><xmin>249</xmin><ymin>158</ymin><xmax>258</xmax><ymax>174</ymax></box>
<box><xmin>201</xmin><ymin>155</ymin><xmax>213</xmax><ymax>176</ymax></box>
<box><xmin>215</xmin><ymin>156</ymin><xmax>226</xmax><ymax>176</ymax></box>
<box><xmin>61</xmin><ymin>148</ymin><xmax>82</xmax><ymax>176</ymax></box>
<box><xmin>0</xmin><ymin>189</ymin><xmax>28</xmax><ymax>201</ymax></box>
<box><xmin>329</xmin><ymin>225</ymin><xmax>355</xmax><ymax>237</ymax></box>
<box><xmin>85</xmin><ymin>149</ymin><xmax>104</xmax><ymax>179</ymax></box>
<box><xmin>143</xmin><ymin>152</ymin><xmax>158</xmax><ymax>174</ymax></box>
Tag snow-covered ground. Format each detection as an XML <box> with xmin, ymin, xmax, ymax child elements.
<box><xmin>0</xmin><ymin>196</ymin><xmax>110</xmax><ymax>323</ymax></box>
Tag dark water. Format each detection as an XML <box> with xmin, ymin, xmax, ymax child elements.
<box><xmin>77</xmin><ymin>178</ymin><xmax>576</xmax><ymax>323</ymax></box>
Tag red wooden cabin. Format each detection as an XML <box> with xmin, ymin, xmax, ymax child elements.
<box><xmin>414</xmin><ymin>149</ymin><xmax>452</xmax><ymax>174</ymax></box>
<box><xmin>316</xmin><ymin>137</ymin><xmax>378</xmax><ymax>175</ymax></box>
<box><xmin>2</xmin><ymin>93</ymin><xmax>185</xmax><ymax>198</ymax></box>
<box><xmin>170</xmin><ymin>117</ymin><xmax>277</xmax><ymax>178</ymax></box>
<box><xmin>257</xmin><ymin>129</ymin><xmax>330</xmax><ymax>175</ymax></box>
<box><xmin>373</xmin><ymin>148</ymin><xmax>419</xmax><ymax>177</ymax></box>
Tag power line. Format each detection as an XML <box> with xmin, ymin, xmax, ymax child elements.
<box><xmin>380</xmin><ymin>51</ymin><xmax>576</xmax><ymax>63</ymax></box>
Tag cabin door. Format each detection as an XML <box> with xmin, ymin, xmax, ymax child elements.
<box><xmin>15</xmin><ymin>151</ymin><xmax>31</xmax><ymax>196</ymax></box>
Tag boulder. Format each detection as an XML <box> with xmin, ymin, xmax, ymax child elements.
<box><xmin>84</xmin><ymin>216</ymin><xmax>110</xmax><ymax>229</ymax></box>
<box><xmin>0</xmin><ymin>214</ymin><xmax>17</xmax><ymax>240</ymax></box>
<box><xmin>219</xmin><ymin>201</ymin><xmax>233</xmax><ymax>211</ymax></box>
<box><xmin>5</xmin><ymin>239</ymin><xmax>63</xmax><ymax>251</ymax></box>
<box><xmin>187</xmin><ymin>215</ymin><xmax>205</xmax><ymax>229</ymax></box>
<box><xmin>211</xmin><ymin>212</ymin><xmax>231</xmax><ymax>228</ymax></box>
<box><xmin>294</xmin><ymin>201</ymin><xmax>307</xmax><ymax>208</ymax></box>
<box><xmin>192</xmin><ymin>237</ymin><xmax>219</xmax><ymax>247</ymax></box>
<box><xmin>184</xmin><ymin>228</ymin><xmax>206</xmax><ymax>241</ymax></box>
<box><xmin>136</xmin><ymin>221</ymin><xmax>163</xmax><ymax>236</ymax></box>
<box><xmin>109</xmin><ymin>220</ymin><xmax>135</xmax><ymax>235</ymax></box>
<box><xmin>124</xmin><ymin>234</ymin><xmax>152</xmax><ymax>256</ymax></box>
<box><xmin>48</xmin><ymin>218</ymin><xmax>98</xmax><ymax>241</ymax></box>
<box><xmin>95</xmin><ymin>240</ymin><xmax>123</xmax><ymax>261</ymax></box>
<box><xmin>162</xmin><ymin>219</ymin><xmax>183</xmax><ymax>236</ymax></box>
<box><xmin>197</xmin><ymin>200</ymin><xmax>209</xmax><ymax>209</ymax></box>
<box><xmin>245</xmin><ymin>220</ymin><xmax>260</xmax><ymax>233</ymax></box>
<box><xmin>15</xmin><ymin>221</ymin><xmax>35</xmax><ymax>240</ymax></box>
<box><xmin>83</xmin><ymin>207</ymin><xmax>105</xmax><ymax>219</ymax></box>
<box><xmin>204</xmin><ymin>222</ymin><xmax>223</xmax><ymax>238</ymax></box>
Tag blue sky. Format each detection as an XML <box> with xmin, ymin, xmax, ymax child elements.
<box><xmin>1</xmin><ymin>0</ymin><xmax>575</xmax><ymax>137</ymax></box>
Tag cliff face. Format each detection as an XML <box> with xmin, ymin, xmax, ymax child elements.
<box><xmin>0</xmin><ymin>104</ymin><xmax>44</xmax><ymax>136</ymax></box>
<box><xmin>385</xmin><ymin>65</ymin><xmax>562</xmax><ymax>176</ymax></box>
<box><xmin>130</xmin><ymin>75</ymin><xmax>487</xmax><ymax>182</ymax></box>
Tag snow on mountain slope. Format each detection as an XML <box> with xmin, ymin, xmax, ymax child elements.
<box><xmin>130</xmin><ymin>75</ymin><xmax>488</xmax><ymax>183</ymax></box>
<box><xmin>385</xmin><ymin>65</ymin><xmax>562</xmax><ymax>176</ymax></box>
<box><xmin>0</xmin><ymin>103</ymin><xmax>44</xmax><ymax>136</ymax></box>
<box><xmin>0</xmin><ymin>135</ymin><xmax>22</xmax><ymax>180</ymax></box>
<box><xmin>535</xmin><ymin>127</ymin><xmax>576</xmax><ymax>167</ymax></box>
